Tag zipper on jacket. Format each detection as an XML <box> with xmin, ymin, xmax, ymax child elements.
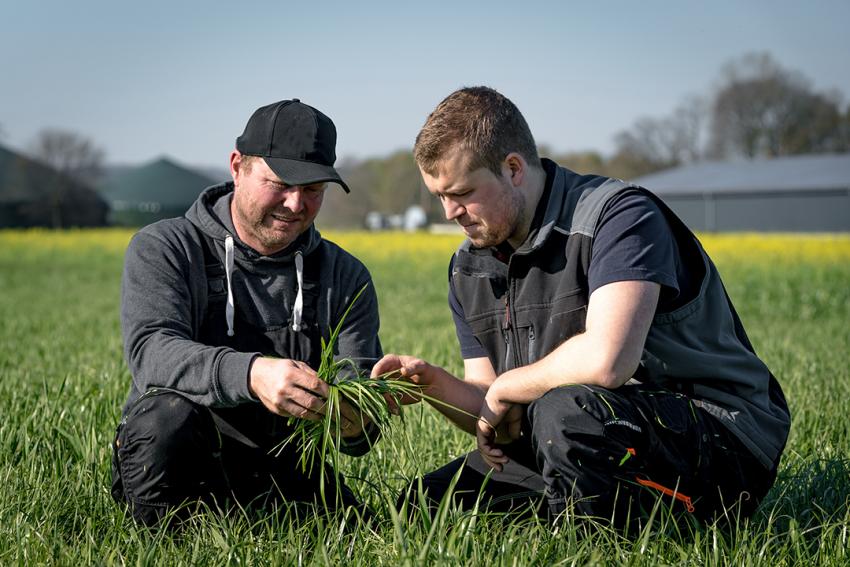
<box><xmin>507</xmin><ymin>278</ymin><xmax>522</xmax><ymax>369</ymax></box>
<box><xmin>503</xmin><ymin>295</ymin><xmax>512</xmax><ymax>369</ymax></box>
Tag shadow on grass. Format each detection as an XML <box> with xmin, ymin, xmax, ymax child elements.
<box><xmin>755</xmin><ymin>456</ymin><xmax>850</xmax><ymax>531</ymax></box>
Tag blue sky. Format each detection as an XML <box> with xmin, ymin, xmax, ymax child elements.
<box><xmin>2</xmin><ymin>1</ymin><xmax>848</xmax><ymax>168</ymax></box>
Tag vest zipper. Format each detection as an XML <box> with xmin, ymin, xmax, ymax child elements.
<box><xmin>503</xmin><ymin>295</ymin><xmax>511</xmax><ymax>368</ymax></box>
<box><xmin>507</xmin><ymin>277</ymin><xmax>522</xmax><ymax>369</ymax></box>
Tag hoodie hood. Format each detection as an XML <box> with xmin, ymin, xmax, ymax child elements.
<box><xmin>185</xmin><ymin>182</ymin><xmax>322</xmax><ymax>268</ymax></box>
<box><xmin>184</xmin><ymin>182</ymin><xmax>322</xmax><ymax>336</ymax></box>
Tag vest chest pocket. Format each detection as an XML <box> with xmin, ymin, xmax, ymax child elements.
<box><xmin>466</xmin><ymin>311</ymin><xmax>509</xmax><ymax>371</ymax></box>
<box><xmin>544</xmin><ymin>304</ymin><xmax>587</xmax><ymax>353</ymax></box>
<box><xmin>516</xmin><ymin>291</ymin><xmax>588</xmax><ymax>360</ymax></box>
<box><xmin>517</xmin><ymin>324</ymin><xmax>536</xmax><ymax>365</ymax></box>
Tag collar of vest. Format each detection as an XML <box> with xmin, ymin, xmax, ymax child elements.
<box><xmin>457</xmin><ymin>160</ymin><xmax>634</xmax><ymax>258</ymax></box>
<box><xmin>519</xmin><ymin>159</ymin><xmax>631</xmax><ymax>255</ymax></box>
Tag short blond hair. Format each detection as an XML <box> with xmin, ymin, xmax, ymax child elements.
<box><xmin>414</xmin><ymin>86</ymin><xmax>540</xmax><ymax>176</ymax></box>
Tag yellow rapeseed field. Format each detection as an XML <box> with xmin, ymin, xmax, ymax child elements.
<box><xmin>1</xmin><ymin>228</ymin><xmax>849</xmax><ymax>265</ymax></box>
<box><xmin>697</xmin><ymin>233</ymin><xmax>850</xmax><ymax>265</ymax></box>
<box><xmin>0</xmin><ymin>228</ymin><xmax>137</xmax><ymax>254</ymax></box>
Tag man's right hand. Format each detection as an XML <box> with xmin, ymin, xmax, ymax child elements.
<box><xmin>248</xmin><ymin>357</ymin><xmax>329</xmax><ymax>420</ymax></box>
<box><xmin>371</xmin><ymin>354</ymin><xmax>431</xmax><ymax>413</ymax></box>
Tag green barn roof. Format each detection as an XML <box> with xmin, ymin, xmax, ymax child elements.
<box><xmin>98</xmin><ymin>156</ymin><xmax>216</xmax><ymax>209</ymax></box>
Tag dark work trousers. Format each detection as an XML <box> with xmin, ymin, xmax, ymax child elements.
<box><xmin>111</xmin><ymin>389</ymin><xmax>361</xmax><ymax>527</ymax></box>
<box><xmin>403</xmin><ymin>384</ymin><xmax>778</xmax><ymax>528</ymax></box>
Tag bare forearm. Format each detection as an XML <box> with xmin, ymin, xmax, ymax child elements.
<box><xmin>371</xmin><ymin>354</ymin><xmax>495</xmax><ymax>435</ymax></box>
<box><xmin>420</xmin><ymin>366</ymin><xmax>487</xmax><ymax>435</ymax></box>
<box><xmin>491</xmin><ymin>332</ymin><xmax>625</xmax><ymax>406</ymax></box>
<box><xmin>490</xmin><ymin>281</ymin><xmax>660</xmax><ymax>406</ymax></box>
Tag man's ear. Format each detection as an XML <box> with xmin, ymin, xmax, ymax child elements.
<box><xmin>503</xmin><ymin>152</ymin><xmax>527</xmax><ymax>187</ymax></box>
<box><xmin>229</xmin><ymin>150</ymin><xmax>243</xmax><ymax>183</ymax></box>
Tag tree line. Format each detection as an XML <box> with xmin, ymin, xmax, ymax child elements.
<box><xmin>327</xmin><ymin>53</ymin><xmax>850</xmax><ymax>226</ymax></box>
<box><xmin>5</xmin><ymin>52</ymin><xmax>848</xmax><ymax>228</ymax></box>
<box><xmin>561</xmin><ymin>52</ymin><xmax>850</xmax><ymax>180</ymax></box>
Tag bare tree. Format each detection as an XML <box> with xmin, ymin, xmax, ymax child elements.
<box><xmin>547</xmin><ymin>150</ymin><xmax>607</xmax><ymax>176</ymax></box>
<box><xmin>608</xmin><ymin>96</ymin><xmax>707</xmax><ymax>178</ymax></box>
<box><xmin>28</xmin><ymin>129</ymin><xmax>106</xmax><ymax>228</ymax></box>
<box><xmin>667</xmin><ymin>96</ymin><xmax>707</xmax><ymax>163</ymax></box>
<box><xmin>29</xmin><ymin>129</ymin><xmax>105</xmax><ymax>187</ymax></box>
<box><xmin>708</xmin><ymin>53</ymin><xmax>846</xmax><ymax>158</ymax></box>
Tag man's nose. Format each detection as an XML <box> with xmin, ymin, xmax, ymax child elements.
<box><xmin>282</xmin><ymin>187</ymin><xmax>305</xmax><ymax>213</ymax></box>
<box><xmin>442</xmin><ymin>197</ymin><xmax>464</xmax><ymax>221</ymax></box>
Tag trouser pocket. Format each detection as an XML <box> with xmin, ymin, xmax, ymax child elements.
<box><xmin>111</xmin><ymin>389</ymin><xmax>227</xmax><ymax>525</ymax></box>
<box><xmin>112</xmin><ymin>389</ymin><xmax>364</xmax><ymax>525</ymax></box>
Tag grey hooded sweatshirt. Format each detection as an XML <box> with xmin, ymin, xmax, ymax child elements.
<box><xmin>119</xmin><ymin>183</ymin><xmax>382</xmax><ymax>442</ymax></box>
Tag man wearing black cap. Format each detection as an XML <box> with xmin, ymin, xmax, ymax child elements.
<box><xmin>110</xmin><ymin>99</ymin><xmax>382</xmax><ymax>526</ymax></box>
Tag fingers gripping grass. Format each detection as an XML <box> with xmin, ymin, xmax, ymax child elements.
<box><xmin>276</xmin><ymin>284</ymin><xmax>431</xmax><ymax>504</ymax></box>
<box><xmin>276</xmin><ymin>283</ymin><xmax>479</xmax><ymax>506</ymax></box>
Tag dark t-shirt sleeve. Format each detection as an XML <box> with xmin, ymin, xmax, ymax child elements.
<box><xmin>448</xmin><ymin>257</ymin><xmax>489</xmax><ymax>359</ymax></box>
<box><xmin>588</xmin><ymin>189</ymin><xmax>682</xmax><ymax>306</ymax></box>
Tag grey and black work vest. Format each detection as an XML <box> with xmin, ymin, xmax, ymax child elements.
<box><xmin>451</xmin><ymin>161</ymin><xmax>790</xmax><ymax>469</ymax></box>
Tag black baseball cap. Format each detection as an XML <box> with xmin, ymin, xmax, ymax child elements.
<box><xmin>236</xmin><ymin>99</ymin><xmax>350</xmax><ymax>193</ymax></box>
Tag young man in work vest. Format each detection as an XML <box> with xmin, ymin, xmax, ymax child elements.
<box><xmin>374</xmin><ymin>86</ymin><xmax>790</xmax><ymax>527</ymax></box>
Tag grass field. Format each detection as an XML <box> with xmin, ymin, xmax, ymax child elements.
<box><xmin>0</xmin><ymin>229</ymin><xmax>848</xmax><ymax>565</ymax></box>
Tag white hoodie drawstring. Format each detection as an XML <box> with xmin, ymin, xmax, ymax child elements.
<box><xmin>222</xmin><ymin>235</ymin><xmax>303</xmax><ymax>335</ymax></box>
<box><xmin>224</xmin><ymin>235</ymin><xmax>235</xmax><ymax>337</ymax></box>
<box><xmin>292</xmin><ymin>251</ymin><xmax>304</xmax><ymax>332</ymax></box>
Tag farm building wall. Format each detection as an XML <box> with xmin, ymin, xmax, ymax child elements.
<box><xmin>659</xmin><ymin>189</ymin><xmax>850</xmax><ymax>232</ymax></box>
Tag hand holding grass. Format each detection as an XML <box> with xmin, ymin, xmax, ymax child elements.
<box><xmin>249</xmin><ymin>357</ymin><xmax>328</xmax><ymax>420</ymax></box>
<box><xmin>273</xmin><ymin>284</ymin><xmax>434</xmax><ymax>500</ymax></box>
<box><xmin>370</xmin><ymin>354</ymin><xmax>431</xmax><ymax>413</ymax></box>
<box><xmin>275</xmin><ymin>285</ymin><xmax>507</xmax><ymax>500</ymax></box>
<box><xmin>249</xmin><ymin>357</ymin><xmax>364</xmax><ymax>437</ymax></box>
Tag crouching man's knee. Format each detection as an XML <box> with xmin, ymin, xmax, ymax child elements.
<box><xmin>528</xmin><ymin>385</ymin><xmax>610</xmax><ymax>443</ymax></box>
<box><xmin>111</xmin><ymin>390</ymin><xmax>224</xmax><ymax>526</ymax></box>
<box><xmin>527</xmin><ymin>385</ymin><xmax>643</xmax><ymax>521</ymax></box>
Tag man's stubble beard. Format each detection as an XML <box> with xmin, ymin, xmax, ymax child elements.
<box><xmin>232</xmin><ymin>191</ymin><xmax>292</xmax><ymax>251</ymax></box>
<box><xmin>476</xmin><ymin>185</ymin><xmax>526</xmax><ymax>249</ymax></box>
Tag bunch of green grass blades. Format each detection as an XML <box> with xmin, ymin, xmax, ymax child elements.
<box><xmin>274</xmin><ymin>284</ymin><xmax>435</xmax><ymax>504</ymax></box>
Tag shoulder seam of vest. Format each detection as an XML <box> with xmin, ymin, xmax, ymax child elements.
<box><xmin>569</xmin><ymin>179</ymin><xmax>636</xmax><ymax>237</ymax></box>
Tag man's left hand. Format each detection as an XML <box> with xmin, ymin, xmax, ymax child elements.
<box><xmin>338</xmin><ymin>400</ymin><xmax>369</xmax><ymax>438</ymax></box>
<box><xmin>476</xmin><ymin>384</ymin><xmax>516</xmax><ymax>471</ymax></box>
